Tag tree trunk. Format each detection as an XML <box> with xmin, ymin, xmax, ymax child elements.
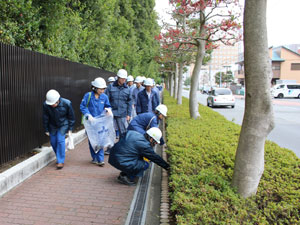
<box><xmin>170</xmin><ymin>73</ymin><xmax>174</xmax><ymax>97</ymax></box>
<box><xmin>189</xmin><ymin>40</ymin><xmax>205</xmax><ymax>119</ymax></box>
<box><xmin>174</xmin><ymin>63</ymin><xmax>179</xmax><ymax>99</ymax></box>
<box><xmin>177</xmin><ymin>62</ymin><xmax>184</xmax><ymax>105</ymax></box>
<box><xmin>166</xmin><ymin>74</ymin><xmax>169</xmax><ymax>90</ymax></box>
<box><xmin>232</xmin><ymin>0</ymin><xmax>275</xmax><ymax>198</ymax></box>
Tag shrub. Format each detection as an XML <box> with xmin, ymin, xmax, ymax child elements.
<box><xmin>164</xmin><ymin>91</ymin><xmax>300</xmax><ymax>224</ymax></box>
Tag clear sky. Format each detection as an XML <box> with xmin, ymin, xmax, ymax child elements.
<box><xmin>155</xmin><ymin>0</ymin><xmax>300</xmax><ymax>47</ymax></box>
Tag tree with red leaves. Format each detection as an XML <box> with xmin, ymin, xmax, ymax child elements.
<box><xmin>161</xmin><ymin>0</ymin><xmax>242</xmax><ymax>118</ymax></box>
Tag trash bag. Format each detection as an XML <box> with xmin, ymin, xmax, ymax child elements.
<box><xmin>67</xmin><ymin>131</ymin><xmax>74</xmax><ymax>150</ymax></box>
<box><xmin>83</xmin><ymin>112</ymin><xmax>116</xmax><ymax>153</ymax></box>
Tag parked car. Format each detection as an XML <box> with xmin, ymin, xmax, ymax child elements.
<box><xmin>207</xmin><ymin>88</ymin><xmax>235</xmax><ymax>108</ymax></box>
<box><xmin>271</xmin><ymin>84</ymin><xmax>300</xmax><ymax>98</ymax></box>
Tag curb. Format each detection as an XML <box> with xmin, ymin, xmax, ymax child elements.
<box><xmin>160</xmin><ymin>118</ymin><xmax>170</xmax><ymax>225</ymax></box>
<box><xmin>160</xmin><ymin>146</ymin><xmax>170</xmax><ymax>225</ymax></box>
<box><xmin>234</xmin><ymin>94</ymin><xmax>245</xmax><ymax>99</ymax></box>
<box><xmin>0</xmin><ymin>129</ymin><xmax>87</xmax><ymax>197</ymax></box>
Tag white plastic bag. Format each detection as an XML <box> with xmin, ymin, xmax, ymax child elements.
<box><xmin>68</xmin><ymin>131</ymin><xmax>74</xmax><ymax>150</ymax></box>
<box><xmin>83</xmin><ymin>112</ymin><xmax>116</xmax><ymax>153</ymax></box>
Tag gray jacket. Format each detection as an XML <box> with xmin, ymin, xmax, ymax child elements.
<box><xmin>105</xmin><ymin>80</ymin><xmax>132</xmax><ymax>117</ymax></box>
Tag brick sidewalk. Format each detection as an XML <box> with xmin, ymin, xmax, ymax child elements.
<box><xmin>0</xmin><ymin>139</ymin><xmax>135</xmax><ymax>225</ymax></box>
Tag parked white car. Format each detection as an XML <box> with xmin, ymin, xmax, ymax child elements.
<box><xmin>207</xmin><ymin>88</ymin><xmax>235</xmax><ymax>108</ymax></box>
<box><xmin>271</xmin><ymin>84</ymin><xmax>300</xmax><ymax>98</ymax></box>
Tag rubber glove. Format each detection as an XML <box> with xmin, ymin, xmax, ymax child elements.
<box><xmin>105</xmin><ymin>108</ymin><xmax>113</xmax><ymax>116</ymax></box>
<box><xmin>88</xmin><ymin>115</ymin><xmax>94</xmax><ymax>121</ymax></box>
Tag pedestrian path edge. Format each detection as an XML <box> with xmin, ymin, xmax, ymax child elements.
<box><xmin>0</xmin><ymin>129</ymin><xmax>87</xmax><ymax>197</ymax></box>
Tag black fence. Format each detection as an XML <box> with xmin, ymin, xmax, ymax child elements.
<box><xmin>0</xmin><ymin>42</ymin><xmax>115</xmax><ymax>166</ymax></box>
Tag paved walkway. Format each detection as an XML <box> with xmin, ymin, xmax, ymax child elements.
<box><xmin>0</xmin><ymin>138</ymin><xmax>136</xmax><ymax>225</ymax></box>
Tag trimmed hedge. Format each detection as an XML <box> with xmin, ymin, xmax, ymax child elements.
<box><xmin>164</xmin><ymin>92</ymin><xmax>300</xmax><ymax>224</ymax></box>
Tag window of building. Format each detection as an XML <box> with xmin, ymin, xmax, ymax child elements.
<box><xmin>272</xmin><ymin>65</ymin><xmax>280</xmax><ymax>70</ymax></box>
<box><xmin>291</xmin><ymin>63</ymin><xmax>300</xmax><ymax>70</ymax></box>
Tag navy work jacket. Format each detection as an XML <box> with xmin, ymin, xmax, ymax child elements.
<box><xmin>127</xmin><ymin>112</ymin><xmax>165</xmax><ymax>145</ymax></box>
<box><xmin>136</xmin><ymin>89</ymin><xmax>159</xmax><ymax>115</ymax></box>
<box><xmin>108</xmin><ymin>131</ymin><xmax>169</xmax><ymax>176</ymax></box>
<box><xmin>43</xmin><ymin>98</ymin><xmax>75</xmax><ymax>135</ymax></box>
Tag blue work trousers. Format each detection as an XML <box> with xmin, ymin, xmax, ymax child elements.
<box><xmin>114</xmin><ymin>117</ymin><xmax>128</xmax><ymax>140</ymax></box>
<box><xmin>127</xmin><ymin>161</ymin><xmax>150</xmax><ymax>181</ymax></box>
<box><xmin>88</xmin><ymin>141</ymin><xmax>104</xmax><ymax>163</ymax></box>
<box><xmin>50</xmin><ymin>131</ymin><xmax>66</xmax><ymax>164</ymax></box>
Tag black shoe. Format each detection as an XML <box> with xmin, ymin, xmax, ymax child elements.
<box><xmin>104</xmin><ymin>149</ymin><xmax>110</xmax><ymax>155</ymax></box>
<box><xmin>120</xmin><ymin>171</ymin><xmax>127</xmax><ymax>176</ymax></box>
<box><xmin>117</xmin><ymin>175</ymin><xmax>136</xmax><ymax>186</ymax></box>
<box><xmin>97</xmin><ymin>161</ymin><xmax>105</xmax><ymax>167</ymax></box>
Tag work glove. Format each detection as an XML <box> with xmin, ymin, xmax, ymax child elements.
<box><xmin>45</xmin><ymin>132</ymin><xmax>50</xmax><ymax>136</ymax></box>
<box><xmin>105</xmin><ymin>108</ymin><xmax>113</xmax><ymax>116</ymax></box>
<box><xmin>68</xmin><ymin>130</ymin><xmax>74</xmax><ymax>150</ymax></box>
<box><xmin>87</xmin><ymin>115</ymin><xmax>95</xmax><ymax>121</ymax></box>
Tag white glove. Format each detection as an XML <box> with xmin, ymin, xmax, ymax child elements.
<box><xmin>45</xmin><ymin>132</ymin><xmax>50</xmax><ymax>136</ymax></box>
<box><xmin>105</xmin><ymin>108</ymin><xmax>113</xmax><ymax>116</ymax></box>
<box><xmin>88</xmin><ymin>115</ymin><xmax>95</xmax><ymax>121</ymax></box>
<box><xmin>68</xmin><ymin>131</ymin><xmax>74</xmax><ymax>150</ymax></box>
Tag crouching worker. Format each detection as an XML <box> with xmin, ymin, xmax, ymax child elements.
<box><xmin>43</xmin><ymin>89</ymin><xmax>75</xmax><ymax>169</ymax></box>
<box><xmin>108</xmin><ymin>127</ymin><xmax>169</xmax><ymax>185</ymax></box>
<box><xmin>127</xmin><ymin>104</ymin><xmax>167</xmax><ymax>145</ymax></box>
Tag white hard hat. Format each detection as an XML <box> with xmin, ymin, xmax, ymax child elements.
<box><xmin>91</xmin><ymin>77</ymin><xmax>107</xmax><ymax>88</ymax></box>
<box><xmin>155</xmin><ymin>104</ymin><xmax>167</xmax><ymax>117</ymax></box>
<box><xmin>144</xmin><ymin>78</ymin><xmax>153</xmax><ymax>86</ymax></box>
<box><xmin>108</xmin><ymin>76</ymin><xmax>115</xmax><ymax>82</ymax></box>
<box><xmin>117</xmin><ymin>69</ymin><xmax>128</xmax><ymax>79</ymax></box>
<box><xmin>45</xmin><ymin>89</ymin><xmax>60</xmax><ymax>105</ymax></box>
<box><xmin>146</xmin><ymin>127</ymin><xmax>162</xmax><ymax>144</ymax></box>
<box><xmin>134</xmin><ymin>76</ymin><xmax>143</xmax><ymax>83</ymax></box>
<box><xmin>127</xmin><ymin>75</ymin><xmax>134</xmax><ymax>82</ymax></box>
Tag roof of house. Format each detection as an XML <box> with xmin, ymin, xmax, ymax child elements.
<box><xmin>270</xmin><ymin>45</ymin><xmax>300</xmax><ymax>62</ymax></box>
<box><xmin>272</xmin><ymin>51</ymin><xmax>285</xmax><ymax>62</ymax></box>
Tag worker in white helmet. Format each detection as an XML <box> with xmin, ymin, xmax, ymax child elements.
<box><xmin>127</xmin><ymin>104</ymin><xmax>167</xmax><ymax>145</ymax></box>
<box><xmin>107</xmin><ymin>76</ymin><xmax>115</xmax><ymax>86</ymax></box>
<box><xmin>43</xmin><ymin>89</ymin><xmax>75</xmax><ymax>169</ymax></box>
<box><xmin>130</xmin><ymin>76</ymin><xmax>145</xmax><ymax>118</ymax></box>
<box><xmin>126</xmin><ymin>75</ymin><xmax>134</xmax><ymax>88</ymax></box>
<box><xmin>105</xmin><ymin>69</ymin><xmax>133</xmax><ymax>155</ymax></box>
<box><xmin>80</xmin><ymin>77</ymin><xmax>112</xmax><ymax>166</ymax></box>
<box><xmin>108</xmin><ymin>127</ymin><xmax>169</xmax><ymax>185</ymax></box>
<box><xmin>126</xmin><ymin>75</ymin><xmax>136</xmax><ymax>120</ymax></box>
<box><xmin>136</xmin><ymin>78</ymin><xmax>160</xmax><ymax>115</ymax></box>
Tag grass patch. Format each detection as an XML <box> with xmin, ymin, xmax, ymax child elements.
<box><xmin>164</xmin><ymin>91</ymin><xmax>300</xmax><ymax>224</ymax></box>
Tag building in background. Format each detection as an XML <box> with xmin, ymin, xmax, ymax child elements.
<box><xmin>236</xmin><ymin>44</ymin><xmax>300</xmax><ymax>85</ymax></box>
<box><xmin>189</xmin><ymin>42</ymin><xmax>239</xmax><ymax>90</ymax></box>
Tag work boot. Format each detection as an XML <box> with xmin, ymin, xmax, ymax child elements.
<box><xmin>57</xmin><ymin>163</ymin><xmax>64</xmax><ymax>169</ymax></box>
<box><xmin>97</xmin><ymin>161</ymin><xmax>105</xmax><ymax>167</ymax></box>
<box><xmin>117</xmin><ymin>175</ymin><xmax>136</xmax><ymax>186</ymax></box>
<box><xmin>104</xmin><ymin>148</ymin><xmax>110</xmax><ymax>155</ymax></box>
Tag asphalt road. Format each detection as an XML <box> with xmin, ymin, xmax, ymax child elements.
<box><xmin>182</xmin><ymin>90</ymin><xmax>300</xmax><ymax>158</ymax></box>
